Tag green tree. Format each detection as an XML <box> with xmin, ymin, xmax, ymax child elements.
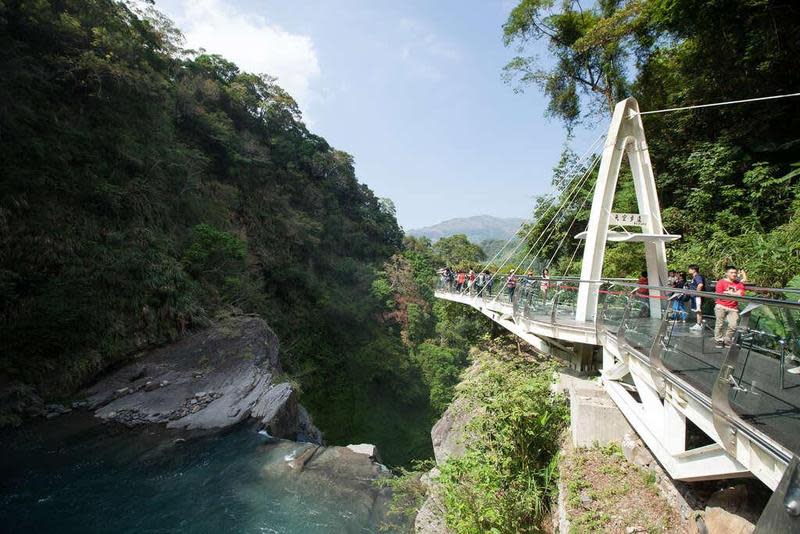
<box><xmin>503</xmin><ymin>0</ymin><xmax>645</xmax><ymax>128</ymax></box>
<box><xmin>433</xmin><ymin>234</ymin><xmax>486</xmax><ymax>268</ymax></box>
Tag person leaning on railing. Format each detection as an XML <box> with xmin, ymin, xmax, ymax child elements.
<box><xmin>714</xmin><ymin>266</ymin><xmax>747</xmax><ymax>348</ymax></box>
<box><xmin>484</xmin><ymin>270</ymin><xmax>493</xmax><ymax>296</ymax></box>
<box><xmin>688</xmin><ymin>264</ymin><xmax>706</xmax><ymax>331</ymax></box>
<box><xmin>506</xmin><ymin>271</ymin><xmax>517</xmax><ymax>301</ymax></box>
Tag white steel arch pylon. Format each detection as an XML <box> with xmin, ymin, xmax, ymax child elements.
<box><xmin>575</xmin><ymin>97</ymin><xmax>680</xmax><ymax>322</ymax></box>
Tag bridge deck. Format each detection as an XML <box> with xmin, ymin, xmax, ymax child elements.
<box><xmin>622</xmin><ymin>318</ymin><xmax>800</xmax><ymax>453</ymax></box>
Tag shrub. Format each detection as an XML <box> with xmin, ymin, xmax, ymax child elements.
<box><xmin>438</xmin><ymin>351</ymin><xmax>568</xmax><ymax>533</ymax></box>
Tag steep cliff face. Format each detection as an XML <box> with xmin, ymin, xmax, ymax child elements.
<box><xmin>83</xmin><ymin>315</ymin><xmax>320</xmax><ymax>441</ymax></box>
<box><xmin>415</xmin><ymin>364</ymin><xmax>482</xmax><ymax>534</ymax></box>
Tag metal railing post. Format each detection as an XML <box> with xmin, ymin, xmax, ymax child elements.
<box><xmin>550</xmin><ymin>289</ymin><xmax>562</xmax><ymax>324</ymax></box>
<box><xmin>711</xmin><ymin>313</ymin><xmax>752</xmax><ymax>454</ymax></box>
<box><xmin>648</xmin><ymin>305</ymin><xmax>672</xmax><ymax>396</ymax></box>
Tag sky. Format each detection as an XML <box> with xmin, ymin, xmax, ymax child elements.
<box><xmin>152</xmin><ymin>0</ymin><xmax>601</xmax><ymax>230</ymax></box>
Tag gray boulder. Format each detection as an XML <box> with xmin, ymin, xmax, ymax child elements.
<box><xmin>262</xmin><ymin>441</ymin><xmax>393</xmax><ymax>528</ymax></box>
<box><xmin>83</xmin><ymin>316</ymin><xmax>320</xmax><ymax>441</ymax></box>
<box><xmin>418</xmin><ymin>389</ymin><xmax>480</xmax><ymax>534</ymax></box>
<box><xmin>431</xmin><ymin>395</ymin><xmax>478</xmax><ymax>464</ymax></box>
<box><xmin>415</xmin><ymin>468</ymin><xmax>453</xmax><ymax>534</ymax></box>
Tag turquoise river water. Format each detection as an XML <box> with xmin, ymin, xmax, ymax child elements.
<box><xmin>0</xmin><ymin>414</ymin><xmax>385</xmax><ymax>533</ymax></box>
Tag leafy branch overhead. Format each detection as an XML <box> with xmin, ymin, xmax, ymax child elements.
<box><xmin>502</xmin><ymin>0</ymin><xmax>647</xmax><ymax>128</ymax></box>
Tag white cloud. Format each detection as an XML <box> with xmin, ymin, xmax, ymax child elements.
<box><xmin>397</xmin><ymin>17</ymin><xmax>460</xmax><ymax>81</ymax></box>
<box><xmin>162</xmin><ymin>0</ymin><xmax>320</xmax><ymax>114</ymax></box>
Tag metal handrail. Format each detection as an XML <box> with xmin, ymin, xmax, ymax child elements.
<box><xmin>607</xmin><ymin>281</ymin><xmax>800</xmax><ymax>309</ymax></box>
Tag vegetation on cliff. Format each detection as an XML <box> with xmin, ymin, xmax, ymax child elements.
<box><xmin>383</xmin><ymin>340</ymin><xmax>569</xmax><ymax>533</ymax></box>
<box><xmin>437</xmin><ymin>344</ymin><xmax>568</xmax><ymax>533</ymax></box>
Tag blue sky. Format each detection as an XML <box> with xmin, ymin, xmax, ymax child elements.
<box><xmin>153</xmin><ymin>0</ymin><xmax>601</xmax><ymax>230</ymax></box>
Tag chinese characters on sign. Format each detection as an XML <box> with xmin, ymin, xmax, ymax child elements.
<box><xmin>609</xmin><ymin>212</ymin><xmax>647</xmax><ymax>227</ymax></box>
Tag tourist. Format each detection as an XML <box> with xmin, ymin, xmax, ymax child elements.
<box><xmin>468</xmin><ymin>269</ymin><xmax>476</xmax><ymax>292</ymax></box>
<box><xmin>688</xmin><ymin>264</ymin><xmax>706</xmax><ymax>331</ymax></box>
<box><xmin>475</xmin><ymin>270</ymin><xmax>485</xmax><ymax>294</ymax></box>
<box><xmin>637</xmin><ymin>270</ymin><xmax>648</xmax><ymax>294</ymax></box>
<box><xmin>714</xmin><ymin>265</ymin><xmax>746</xmax><ymax>348</ymax></box>
<box><xmin>540</xmin><ymin>268</ymin><xmax>551</xmax><ymax>301</ymax></box>
<box><xmin>484</xmin><ymin>270</ymin><xmax>494</xmax><ymax>296</ymax></box>
<box><xmin>667</xmin><ymin>270</ymin><xmax>677</xmax><ymax>287</ymax></box>
<box><xmin>438</xmin><ymin>268</ymin><xmax>447</xmax><ymax>289</ymax></box>
<box><xmin>669</xmin><ymin>272</ymin><xmax>688</xmax><ymax>322</ymax></box>
<box><xmin>524</xmin><ymin>270</ymin><xmax>535</xmax><ymax>292</ymax></box>
<box><xmin>456</xmin><ymin>270</ymin><xmax>466</xmax><ymax>292</ymax></box>
<box><xmin>506</xmin><ymin>271</ymin><xmax>517</xmax><ymax>301</ymax></box>
<box><xmin>637</xmin><ymin>270</ymin><xmax>649</xmax><ymax>317</ymax></box>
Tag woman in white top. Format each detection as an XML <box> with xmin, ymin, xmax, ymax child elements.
<box><xmin>540</xmin><ymin>268</ymin><xmax>550</xmax><ymax>301</ymax></box>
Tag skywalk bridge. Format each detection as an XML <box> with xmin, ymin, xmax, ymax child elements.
<box><xmin>436</xmin><ymin>97</ymin><xmax>800</xmax><ymax>530</ymax></box>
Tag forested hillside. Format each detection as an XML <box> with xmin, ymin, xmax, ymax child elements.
<box><xmin>0</xmin><ymin>0</ymin><xmax>488</xmax><ymax>463</ymax></box>
<box><xmin>504</xmin><ymin>0</ymin><xmax>800</xmax><ymax>284</ymax></box>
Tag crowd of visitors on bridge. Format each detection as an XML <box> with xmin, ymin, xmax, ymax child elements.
<box><xmin>439</xmin><ymin>263</ymin><xmax>755</xmax><ymax>350</ymax></box>
<box><xmin>438</xmin><ymin>267</ymin><xmax>551</xmax><ymax>302</ymax></box>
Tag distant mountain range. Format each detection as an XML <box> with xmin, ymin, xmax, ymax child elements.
<box><xmin>408</xmin><ymin>215</ymin><xmax>524</xmax><ymax>243</ymax></box>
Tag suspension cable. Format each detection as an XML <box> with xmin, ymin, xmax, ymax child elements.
<box><xmin>482</xmin><ymin>151</ymin><xmax>602</xmax><ymax>304</ymax></box>
<box><xmin>473</xmin><ymin>131</ymin><xmax>606</xmax><ymax>276</ymax></box>
<box><xmin>635</xmin><ymin>92</ymin><xmax>800</xmax><ymax>116</ymax></box>
<box><xmin>562</xmin><ymin>239</ymin><xmax>582</xmax><ymax>277</ymax></box>
<box><xmin>514</xmin><ymin>152</ymin><xmax>601</xmax><ymax>276</ymax></box>
<box><xmin>502</xmin><ymin>152</ymin><xmax>599</xmax><ymax>277</ymax></box>
<box><xmin>543</xmin><ymin>156</ymin><xmax>600</xmax><ymax>269</ymax></box>
<box><xmin>515</xmin><ymin>154</ymin><xmax>601</xmax><ymax>275</ymax></box>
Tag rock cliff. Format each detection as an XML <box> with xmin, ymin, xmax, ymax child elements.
<box><xmin>416</xmin><ymin>383</ymin><xmax>480</xmax><ymax>534</ymax></box>
<box><xmin>83</xmin><ymin>316</ymin><xmax>321</xmax><ymax>441</ymax></box>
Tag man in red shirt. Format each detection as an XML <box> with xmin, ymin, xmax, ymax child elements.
<box><xmin>714</xmin><ymin>266</ymin><xmax>746</xmax><ymax>347</ymax></box>
<box><xmin>456</xmin><ymin>271</ymin><xmax>466</xmax><ymax>292</ymax></box>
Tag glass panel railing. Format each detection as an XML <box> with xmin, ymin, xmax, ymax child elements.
<box><xmin>625</xmin><ymin>282</ymin><xmax>800</xmax><ymax>459</ymax></box>
<box><xmin>476</xmin><ymin>275</ymin><xmax>502</xmax><ymax>300</ymax></box>
<box><xmin>715</xmin><ymin>302</ymin><xmax>800</xmax><ymax>456</ymax></box>
<box><xmin>525</xmin><ymin>279</ymin><xmax>551</xmax><ymax>322</ymax></box>
<box><xmin>656</xmin><ymin>289</ymin><xmax>795</xmax><ymax>401</ymax></box>
<box><xmin>435</xmin><ymin>273</ymin><xmax>507</xmax><ymax>300</ymax></box>
<box><xmin>621</xmin><ymin>290</ymin><xmax>670</xmax><ymax>356</ymax></box>
<box><xmin>495</xmin><ymin>275</ymin><xmax>515</xmax><ymax>305</ymax></box>
<box><xmin>598</xmin><ymin>284</ymin><xmax>631</xmax><ymax>335</ymax></box>
<box><xmin>553</xmin><ymin>281</ymin><xmax>580</xmax><ymax>322</ymax></box>
<box><xmin>658</xmin><ymin>303</ymin><xmax>722</xmax><ymax>398</ymax></box>
<box><xmin>516</xmin><ymin>281</ymin><xmax>541</xmax><ymax>320</ymax></box>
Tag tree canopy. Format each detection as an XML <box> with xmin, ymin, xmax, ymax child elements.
<box><xmin>505</xmin><ymin>0</ymin><xmax>800</xmax><ymax>284</ymax></box>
